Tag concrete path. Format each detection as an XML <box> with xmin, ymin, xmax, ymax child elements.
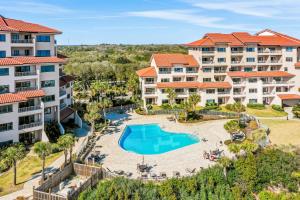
<box><xmin>0</xmin><ymin>125</ymin><xmax>90</xmax><ymax>200</ymax></box>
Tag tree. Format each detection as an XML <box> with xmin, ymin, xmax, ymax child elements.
<box><xmin>33</xmin><ymin>142</ymin><xmax>52</xmax><ymax>181</ymax></box>
<box><xmin>90</xmin><ymin>81</ymin><xmax>109</xmax><ymax>101</ymax></box>
<box><xmin>181</xmin><ymin>101</ymin><xmax>192</xmax><ymax>122</ymax></box>
<box><xmin>228</xmin><ymin>143</ymin><xmax>241</xmax><ymax>154</ymax></box>
<box><xmin>232</xmin><ymin>102</ymin><xmax>246</xmax><ymax>113</ymax></box>
<box><xmin>224</xmin><ymin>120</ymin><xmax>240</xmax><ymax>134</ymax></box>
<box><xmin>84</xmin><ymin>102</ymin><xmax>101</xmax><ymax>133</ymax></box>
<box><xmin>0</xmin><ymin>144</ymin><xmax>26</xmax><ymax>185</ymax></box>
<box><xmin>166</xmin><ymin>88</ymin><xmax>177</xmax><ymax>108</ymax></box>
<box><xmin>218</xmin><ymin>157</ymin><xmax>231</xmax><ymax>178</ymax></box>
<box><xmin>240</xmin><ymin>140</ymin><xmax>259</xmax><ymax>154</ymax></box>
<box><xmin>99</xmin><ymin>98</ymin><xmax>112</xmax><ymax>120</ymax></box>
<box><xmin>58</xmin><ymin>134</ymin><xmax>76</xmax><ymax>165</ymax></box>
<box><xmin>188</xmin><ymin>94</ymin><xmax>201</xmax><ymax>111</ymax></box>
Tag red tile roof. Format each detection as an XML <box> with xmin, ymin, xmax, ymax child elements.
<box><xmin>157</xmin><ymin>82</ymin><xmax>199</xmax><ymax>88</ymax></box>
<box><xmin>227</xmin><ymin>71</ymin><xmax>295</xmax><ymax>78</ymax></box>
<box><xmin>294</xmin><ymin>62</ymin><xmax>300</xmax><ymax>68</ymax></box>
<box><xmin>186</xmin><ymin>29</ymin><xmax>300</xmax><ymax>47</ymax></box>
<box><xmin>156</xmin><ymin>81</ymin><xmax>231</xmax><ymax>89</ymax></box>
<box><xmin>278</xmin><ymin>94</ymin><xmax>300</xmax><ymax>100</ymax></box>
<box><xmin>152</xmin><ymin>54</ymin><xmax>199</xmax><ymax>67</ymax></box>
<box><xmin>0</xmin><ymin>16</ymin><xmax>61</xmax><ymax>34</ymax></box>
<box><xmin>136</xmin><ymin>67</ymin><xmax>157</xmax><ymax>77</ymax></box>
<box><xmin>198</xmin><ymin>82</ymin><xmax>232</xmax><ymax>89</ymax></box>
<box><xmin>0</xmin><ymin>90</ymin><xmax>45</xmax><ymax>105</ymax></box>
<box><xmin>0</xmin><ymin>56</ymin><xmax>65</xmax><ymax>66</ymax></box>
<box><xmin>60</xmin><ymin>75</ymin><xmax>75</xmax><ymax>87</ymax></box>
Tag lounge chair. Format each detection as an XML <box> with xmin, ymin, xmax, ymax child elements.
<box><xmin>185</xmin><ymin>168</ymin><xmax>196</xmax><ymax>174</ymax></box>
<box><xmin>150</xmin><ymin>173</ymin><xmax>157</xmax><ymax>179</ymax></box>
<box><xmin>159</xmin><ymin>172</ymin><xmax>167</xmax><ymax>179</ymax></box>
<box><xmin>125</xmin><ymin>172</ymin><xmax>132</xmax><ymax>177</ymax></box>
<box><xmin>173</xmin><ymin>171</ymin><xmax>180</xmax><ymax>178</ymax></box>
<box><xmin>141</xmin><ymin>172</ymin><xmax>148</xmax><ymax>179</ymax></box>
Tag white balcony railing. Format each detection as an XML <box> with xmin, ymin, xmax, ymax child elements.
<box><xmin>15</xmin><ymin>86</ymin><xmax>37</xmax><ymax>92</ymax></box>
<box><xmin>59</xmin><ymin>90</ymin><xmax>67</xmax><ymax>97</ymax></box>
<box><xmin>60</xmin><ymin>103</ymin><xmax>67</xmax><ymax>110</ymax></box>
<box><xmin>11</xmin><ymin>39</ymin><xmax>33</xmax><ymax>43</ymax></box>
<box><xmin>18</xmin><ymin>121</ymin><xmax>42</xmax><ymax>130</ymax></box>
<box><xmin>202</xmin><ymin>61</ymin><xmax>214</xmax><ymax>64</ymax></box>
<box><xmin>214</xmin><ymin>70</ymin><xmax>226</xmax><ymax>73</ymax></box>
<box><xmin>18</xmin><ymin>105</ymin><xmax>42</xmax><ymax>113</ymax></box>
<box><xmin>15</xmin><ymin>71</ymin><xmax>37</xmax><ymax>77</ymax></box>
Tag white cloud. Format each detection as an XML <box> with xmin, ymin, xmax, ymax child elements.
<box><xmin>191</xmin><ymin>0</ymin><xmax>300</xmax><ymax>19</ymax></box>
<box><xmin>127</xmin><ymin>9</ymin><xmax>257</xmax><ymax>31</ymax></box>
<box><xmin>0</xmin><ymin>1</ymin><xmax>72</xmax><ymax>14</ymax></box>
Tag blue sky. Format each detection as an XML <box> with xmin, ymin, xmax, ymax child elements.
<box><xmin>1</xmin><ymin>0</ymin><xmax>300</xmax><ymax>45</ymax></box>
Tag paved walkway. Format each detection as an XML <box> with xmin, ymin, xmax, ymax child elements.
<box><xmin>0</xmin><ymin>125</ymin><xmax>90</xmax><ymax>200</ymax></box>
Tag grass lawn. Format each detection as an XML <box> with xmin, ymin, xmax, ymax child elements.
<box><xmin>261</xmin><ymin>119</ymin><xmax>300</xmax><ymax>146</ymax></box>
<box><xmin>246</xmin><ymin>106</ymin><xmax>287</xmax><ymax>117</ymax></box>
<box><xmin>0</xmin><ymin>151</ymin><xmax>63</xmax><ymax>196</ymax></box>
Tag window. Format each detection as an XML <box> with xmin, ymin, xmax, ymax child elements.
<box><xmin>25</xmin><ymin>49</ymin><xmax>30</xmax><ymax>56</ymax></box>
<box><xmin>248</xmin><ymin>78</ymin><xmax>257</xmax><ymax>83</ymax></box>
<box><xmin>0</xmin><ymin>122</ymin><xmax>13</xmax><ymax>132</ymax></box>
<box><xmin>203</xmin><ymin>78</ymin><xmax>211</xmax><ymax>82</ymax></box>
<box><xmin>36</xmin><ymin>50</ymin><xmax>50</xmax><ymax>57</ymax></box>
<box><xmin>188</xmin><ymin>88</ymin><xmax>197</xmax><ymax>93</ymax></box>
<box><xmin>0</xmin><ymin>51</ymin><xmax>6</xmax><ymax>58</ymax></box>
<box><xmin>249</xmin><ymin>99</ymin><xmax>257</xmax><ymax>104</ymax></box>
<box><xmin>44</xmin><ymin>107</ymin><xmax>52</xmax><ymax>114</ymax></box>
<box><xmin>284</xmin><ymin>67</ymin><xmax>288</xmax><ymax>72</ymax></box>
<box><xmin>206</xmin><ymin>99</ymin><xmax>215</xmax><ymax>103</ymax></box>
<box><xmin>186</xmin><ymin>77</ymin><xmax>195</xmax><ymax>82</ymax></box>
<box><xmin>0</xmin><ymin>85</ymin><xmax>9</xmax><ymax>94</ymax></box>
<box><xmin>246</xmin><ymin>57</ymin><xmax>255</xmax><ymax>62</ymax></box>
<box><xmin>13</xmin><ymin>50</ymin><xmax>19</xmax><ymax>56</ymax></box>
<box><xmin>162</xmin><ymin>99</ymin><xmax>169</xmax><ymax>104</ymax></box>
<box><xmin>217</xmin><ymin>47</ymin><xmax>226</xmax><ymax>52</ymax></box>
<box><xmin>0</xmin><ymin>34</ymin><xmax>5</xmax><ymax>42</ymax></box>
<box><xmin>161</xmin><ymin>89</ymin><xmax>166</xmax><ymax>94</ymax></box>
<box><xmin>249</xmin><ymin>88</ymin><xmax>257</xmax><ymax>93</ymax></box>
<box><xmin>244</xmin><ymin>67</ymin><xmax>253</xmax><ymax>72</ymax></box>
<box><xmin>203</xmin><ymin>68</ymin><xmax>212</xmax><ymax>73</ymax></box>
<box><xmin>161</xmin><ymin>78</ymin><xmax>169</xmax><ymax>82</ymax></box>
<box><xmin>286</xmin><ymin>57</ymin><xmax>293</xmax><ymax>62</ymax></box>
<box><xmin>174</xmin><ymin>88</ymin><xmax>184</xmax><ymax>93</ymax></box>
<box><xmin>173</xmin><ymin>77</ymin><xmax>182</xmax><ymax>82</ymax></box>
<box><xmin>16</xmin><ymin>81</ymin><xmax>30</xmax><ymax>88</ymax></box>
<box><xmin>66</xmin><ymin>83</ymin><xmax>70</xmax><ymax>88</ymax></box>
<box><xmin>42</xmin><ymin>95</ymin><xmax>55</xmax><ymax>102</ymax></box>
<box><xmin>246</xmin><ymin>47</ymin><xmax>255</xmax><ymax>52</ymax></box>
<box><xmin>286</xmin><ymin>47</ymin><xmax>293</xmax><ymax>52</ymax></box>
<box><xmin>67</xmin><ymin>94</ymin><xmax>70</xmax><ymax>99</ymax></box>
<box><xmin>41</xmin><ymin>80</ymin><xmax>55</xmax><ymax>88</ymax></box>
<box><xmin>36</xmin><ymin>35</ymin><xmax>50</xmax><ymax>42</ymax></box>
<box><xmin>159</xmin><ymin>68</ymin><xmax>171</xmax><ymax>74</ymax></box>
<box><xmin>202</xmin><ymin>47</ymin><xmax>210</xmax><ymax>52</ymax></box>
<box><xmin>41</xmin><ymin>65</ymin><xmax>55</xmax><ymax>72</ymax></box>
<box><xmin>0</xmin><ymin>105</ymin><xmax>13</xmax><ymax>114</ymax></box>
<box><xmin>206</xmin><ymin>89</ymin><xmax>215</xmax><ymax>94</ymax></box>
<box><xmin>174</xmin><ymin>68</ymin><xmax>183</xmax><ymax>73</ymax></box>
<box><xmin>217</xmin><ymin>57</ymin><xmax>226</xmax><ymax>63</ymax></box>
<box><xmin>15</xmin><ymin>66</ymin><xmax>30</xmax><ymax>73</ymax></box>
<box><xmin>0</xmin><ymin>68</ymin><xmax>9</xmax><ymax>76</ymax></box>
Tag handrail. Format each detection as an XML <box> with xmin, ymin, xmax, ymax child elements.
<box><xmin>18</xmin><ymin>121</ymin><xmax>42</xmax><ymax>130</ymax></box>
<box><xmin>18</xmin><ymin>105</ymin><xmax>41</xmax><ymax>113</ymax></box>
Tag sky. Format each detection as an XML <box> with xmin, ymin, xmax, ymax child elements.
<box><xmin>1</xmin><ymin>0</ymin><xmax>300</xmax><ymax>45</ymax></box>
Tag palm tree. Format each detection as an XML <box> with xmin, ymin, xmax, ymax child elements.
<box><xmin>99</xmin><ymin>98</ymin><xmax>113</xmax><ymax>125</ymax></box>
<box><xmin>0</xmin><ymin>144</ymin><xmax>26</xmax><ymax>185</ymax></box>
<box><xmin>58</xmin><ymin>134</ymin><xmax>75</xmax><ymax>165</ymax></box>
<box><xmin>181</xmin><ymin>101</ymin><xmax>192</xmax><ymax>122</ymax></box>
<box><xmin>84</xmin><ymin>102</ymin><xmax>101</xmax><ymax>133</ymax></box>
<box><xmin>33</xmin><ymin>142</ymin><xmax>52</xmax><ymax>181</ymax></box>
<box><xmin>188</xmin><ymin>94</ymin><xmax>201</xmax><ymax>111</ymax></box>
<box><xmin>126</xmin><ymin>74</ymin><xmax>139</xmax><ymax>97</ymax></box>
<box><xmin>232</xmin><ymin>102</ymin><xmax>246</xmax><ymax>114</ymax></box>
<box><xmin>166</xmin><ymin>88</ymin><xmax>177</xmax><ymax>108</ymax></box>
<box><xmin>218</xmin><ymin>157</ymin><xmax>231</xmax><ymax>178</ymax></box>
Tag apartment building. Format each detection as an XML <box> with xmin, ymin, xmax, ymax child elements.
<box><xmin>137</xmin><ymin>29</ymin><xmax>300</xmax><ymax>107</ymax></box>
<box><xmin>0</xmin><ymin>16</ymin><xmax>75</xmax><ymax>146</ymax></box>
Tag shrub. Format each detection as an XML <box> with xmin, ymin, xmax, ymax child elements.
<box><xmin>247</xmin><ymin>103</ymin><xmax>265</xmax><ymax>110</ymax></box>
<box><xmin>225</xmin><ymin>104</ymin><xmax>233</xmax><ymax>111</ymax></box>
<box><xmin>45</xmin><ymin>122</ymin><xmax>61</xmax><ymax>143</ymax></box>
<box><xmin>224</xmin><ymin>120</ymin><xmax>240</xmax><ymax>134</ymax></box>
<box><xmin>226</xmin><ymin>103</ymin><xmax>246</xmax><ymax>113</ymax></box>
<box><xmin>161</xmin><ymin>103</ymin><xmax>172</xmax><ymax>110</ymax></box>
<box><xmin>248</xmin><ymin>120</ymin><xmax>258</xmax><ymax>130</ymax></box>
<box><xmin>271</xmin><ymin>104</ymin><xmax>284</xmax><ymax>112</ymax></box>
<box><xmin>51</xmin><ymin>143</ymin><xmax>61</xmax><ymax>153</ymax></box>
<box><xmin>224</xmin><ymin>139</ymin><xmax>232</xmax><ymax>145</ymax></box>
<box><xmin>135</xmin><ymin>108</ymin><xmax>147</xmax><ymax>115</ymax></box>
<box><xmin>204</xmin><ymin>102</ymin><xmax>221</xmax><ymax>110</ymax></box>
<box><xmin>292</xmin><ymin>104</ymin><xmax>300</xmax><ymax>118</ymax></box>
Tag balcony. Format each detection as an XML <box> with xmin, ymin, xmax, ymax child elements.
<box><xmin>60</xmin><ymin>103</ymin><xmax>67</xmax><ymax>110</ymax></box>
<box><xmin>59</xmin><ymin>90</ymin><xmax>67</xmax><ymax>97</ymax></box>
<box><xmin>11</xmin><ymin>39</ymin><xmax>33</xmax><ymax>43</ymax></box>
<box><xmin>202</xmin><ymin>51</ymin><xmax>215</xmax><ymax>54</ymax></box>
<box><xmin>15</xmin><ymin>71</ymin><xmax>37</xmax><ymax>77</ymax></box>
<box><xmin>15</xmin><ymin>86</ymin><xmax>37</xmax><ymax>92</ymax></box>
<box><xmin>18</xmin><ymin>105</ymin><xmax>42</xmax><ymax>113</ymax></box>
<box><xmin>145</xmin><ymin>81</ymin><xmax>155</xmax><ymax>84</ymax></box>
<box><xmin>202</xmin><ymin>61</ymin><xmax>214</xmax><ymax>64</ymax></box>
<box><xmin>231</xmin><ymin>61</ymin><xmax>242</xmax><ymax>64</ymax></box>
<box><xmin>18</xmin><ymin>121</ymin><xmax>42</xmax><ymax>130</ymax></box>
<box><xmin>231</xmin><ymin>50</ymin><xmax>243</xmax><ymax>54</ymax></box>
<box><xmin>218</xmin><ymin>91</ymin><xmax>230</xmax><ymax>95</ymax></box>
<box><xmin>145</xmin><ymin>91</ymin><xmax>156</xmax><ymax>95</ymax></box>
<box><xmin>158</xmin><ymin>71</ymin><xmax>171</xmax><ymax>74</ymax></box>
<box><xmin>214</xmin><ymin>70</ymin><xmax>226</xmax><ymax>73</ymax></box>
<box><xmin>186</xmin><ymin>70</ymin><xmax>198</xmax><ymax>74</ymax></box>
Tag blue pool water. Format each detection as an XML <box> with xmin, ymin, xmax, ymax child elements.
<box><xmin>119</xmin><ymin>124</ymin><xmax>199</xmax><ymax>155</ymax></box>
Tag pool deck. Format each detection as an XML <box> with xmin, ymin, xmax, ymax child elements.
<box><xmin>95</xmin><ymin>112</ymin><xmax>233</xmax><ymax>178</ymax></box>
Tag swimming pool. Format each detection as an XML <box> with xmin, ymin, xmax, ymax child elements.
<box><xmin>119</xmin><ymin>124</ymin><xmax>199</xmax><ymax>155</ymax></box>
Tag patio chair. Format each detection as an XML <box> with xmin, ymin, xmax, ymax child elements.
<box><xmin>141</xmin><ymin>172</ymin><xmax>149</xmax><ymax>179</ymax></box>
<box><xmin>150</xmin><ymin>172</ymin><xmax>157</xmax><ymax>179</ymax></box>
<box><xmin>125</xmin><ymin>172</ymin><xmax>133</xmax><ymax>177</ymax></box>
<box><xmin>159</xmin><ymin>172</ymin><xmax>167</xmax><ymax>179</ymax></box>
<box><xmin>173</xmin><ymin>171</ymin><xmax>180</xmax><ymax>178</ymax></box>
<box><xmin>185</xmin><ymin>168</ymin><xmax>196</xmax><ymax>174</ymax></box>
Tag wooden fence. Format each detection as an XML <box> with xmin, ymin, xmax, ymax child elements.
<box><xmin>33</xmin><ymin>163</ymin><xmax>104</xmax><ymax>200</ymax></box>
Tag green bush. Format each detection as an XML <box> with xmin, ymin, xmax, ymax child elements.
<box><xmin>224</xmin><ymin>120</ymin><xmax>241</xmax><ymax>133</ymax></box>
<box><xmin>271</xmin><ymin>104</ymin><xmax>284</xmax><ymax>112</ymax></box>
<box><xmin>135</xmin><ymin>108</ymin><xmax>147</xmax><ymax>115</ymax></box>
<box><xmin>247</xmin><ymin>103</ymin><xmax>265</xmax><ymax>110</ymax></box>
<box><xmin>204</xmin><ymin>102</ymin><xmax>221</xmax><ymax>110</ymax></box>
<box><xmin>226</xmin><ymin>102</ymin><xmax>246</xmax><ymax>113</ymax></box>
<box><xmin>292</xmin><ymin>104</ymin><xmax>300</xmax><ymax>118</ymax></box>
<box><xmin>45</xmin><ymin>122</ymin><xmax>61</xmax><ymax>143</ymax></box>
<box><xmin>51</xmin><ymin>143</ymin><xmax>61</xmax><ymax>153</ymax></box>
<box><xmin>161</xmin><ymin>103</ymin><xmax>172</xmax><ymax>110</ymax></box>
